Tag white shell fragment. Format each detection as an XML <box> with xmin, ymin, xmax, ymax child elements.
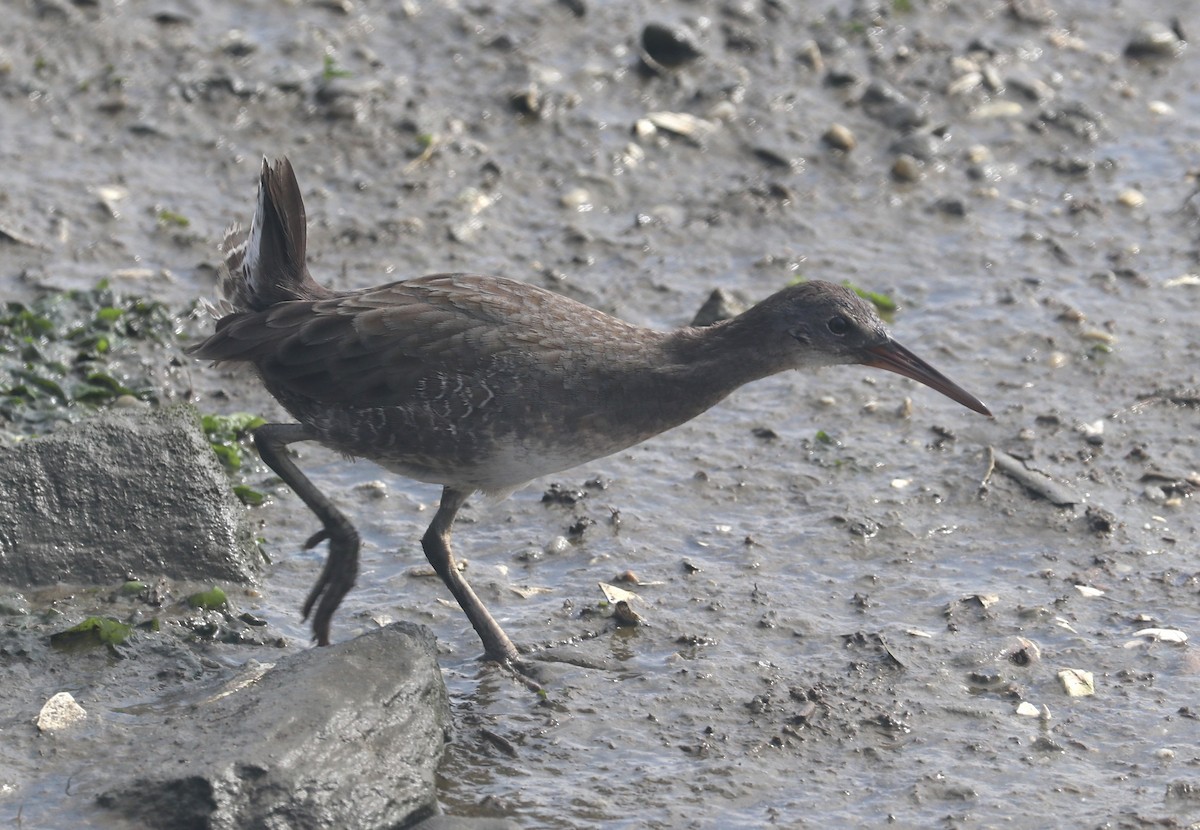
<box><xmin>1164</xmin><ymin>274</ymin><xmax>1200</xmax><ymax>288</ymax></box>
<box><xmin>599</xmin><ymin>582</ymin><xmax>640</xmax><ymax>605</ymax></box>
<box><xmin>1074</xmin><ymin>584</ymin><xmax>1105</xmax><ymax>598</ymax></box>
<box><xmin>1054</xmin><ymin>617</ymin><xmax>1079</xmax><ymax>634</ymax></box>
<box><xmin>94</xmin><ymin>185</ymin><xmax>129</xmax><ymax>202</ymax></box>
<box><xmin>509</xmin><ymin>584</ymin><xmax>555</xmax><ymax>599</ymax></box>
<box><xmin>947</xmin><ymin>71</ymin><xmax>982</xmax><ymax>96</ymax></box>
<box><xmin>640</xmin><ymin>111</ymin><xmax>717</xmax><ymax>138</ymax></box>
<box><xmin>970</xmin><ymin>101</ymin><xmax>1023</xmax><ymax>120</ymax></box>
<box><xmin>1058</xmin><ymin>669</ymin><xmax>1095</xmax><ymax>697</ymax></box>
<box><xmin>1130</xmin><ymin>627</ymin><xmax>1188</xmax><ymax>644</ymax></box>
<box><xmin>37</xmin><ymin>692</ymin><xmax>88</xmax><ymax>732</ymax></box>
<box><xmin>1016</xmin><ymin>701</ymin><xmax>1041</xmax><ymax>717</ymax></box>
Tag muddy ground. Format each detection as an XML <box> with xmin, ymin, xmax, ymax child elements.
<box><xmin>2</xmin><ymin>0</ymin><xmax>1199</xmax><ymax>827</ymax></box>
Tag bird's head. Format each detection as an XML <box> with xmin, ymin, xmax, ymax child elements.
<box><xmin>748</xmin><ymin>280</ymin><xmax>991</xmax><ymax>416</ymax></box>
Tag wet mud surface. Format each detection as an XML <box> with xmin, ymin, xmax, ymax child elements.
<box><xmin>2</xmin><ymin>0</ymin><xmax>1199</xmax><ymax>827</ymax></box>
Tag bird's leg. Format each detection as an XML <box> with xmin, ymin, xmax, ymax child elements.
<box><xmin>254</xmin><ymin>423</ymin><xmax>360</xmax><ymax>646</ymax></box>
<box><xmin>423</xmin><ymin>486</ymin><xmax>521</xmax><ymax>665</ymax></box>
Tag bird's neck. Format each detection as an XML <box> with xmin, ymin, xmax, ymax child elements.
<box><xmin>626</xmin><ymin>312</ymin><xmax>791</xmax><ymax>429</ymax></box>
<box><xmin>668</xmin><ymin>307</ymin><xmax>791</xmax><ymax>382</ymax></box>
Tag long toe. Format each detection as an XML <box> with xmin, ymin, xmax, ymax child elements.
<box><xmin>300</xmin><ymin>527</ymin><xmax>361</xmax><ymax>646</ymax></box>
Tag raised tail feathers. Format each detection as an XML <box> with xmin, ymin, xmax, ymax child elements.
<box><xmin>189</xmin><ymin>157</ymin><xmax>333</xmax><ymax>361</ymax></box>
<box><xmin>210</xmin><ymin>157</ymin><xmax>329</xmax><ymax>315</ymax></box>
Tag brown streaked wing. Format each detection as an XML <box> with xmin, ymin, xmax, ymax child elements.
<box><xmin>193</xmin><ymin>272</ymin><xmax>621</xmax><ymax>408</ymax></box>
<box><xmin>194</xmin><ymin>277</ymin><xmax>522</xmax><ymax>408</ymax></box>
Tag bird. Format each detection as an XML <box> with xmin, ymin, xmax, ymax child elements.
<box><xmin>189</xmin><ymin>157</ymin><xmax>991</xmax><ymax>667</ymax></box>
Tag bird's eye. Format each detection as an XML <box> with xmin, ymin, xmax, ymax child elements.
<box><xmin>827</xmin><ymin>315</ymin><xmax>850</xmax><ymax>336</ymax></box>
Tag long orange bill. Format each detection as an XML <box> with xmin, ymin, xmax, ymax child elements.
<box><xmin>862</xmin><ymin>341</ymin><xmax>992</xmax><ymax>416</ymax></box>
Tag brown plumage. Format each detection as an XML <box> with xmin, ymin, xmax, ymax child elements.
<box><xmin>190</xmin><ymin>157</ymin><xmax>990</xmax><ymax>665</ymax></box>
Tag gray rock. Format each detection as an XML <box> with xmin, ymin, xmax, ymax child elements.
<box><xmin>97</xmin><ymin>622</ymin><xmax>450</xmax><ymax>830</ymax></box>
<box><xmin>0</xmin><ymin>404</ymin><xmax>257</xmax><ymax>586</ymax></box>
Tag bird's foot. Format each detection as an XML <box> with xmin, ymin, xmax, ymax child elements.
<box><xmin>488</xmin><ymin>642</ymin><xmax>627</xmax><ymax>695</ymax></box>
<box><xmin>300</xmin><ymin>523</ymin><xmax>361</xmax><ymax>646</ymax></box>
<box><xmin>497</xmin><ymin>655</ymin><xmax>549</xmax><ymax>694</ymax></box>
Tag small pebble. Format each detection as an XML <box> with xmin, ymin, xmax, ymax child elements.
<box><xmin>970</xmin><ymin>101</ymin><xmax>1023</xmax><ymax>120</ymax></box>
<box><xmin>821</xmin><ymin>123</ymin><xmax>856</xmax><ymax>152</ymax></box>
<box><xmin>544</xmin><ymin>535</ymin><xmax>571</xmax><ymax>555</ymax></box>
<box><xmin>947</xmin><ymin>71</ymin><xmax>982</xmax><ymax>96</ymax></box>
<box><xmin>981</xmin><ymin>64</ymin><xmax>1003</xmax><ymax>92</ymax></box>
<box><xmin>220</xmin><ymin>29</ymin><xmax>257</xmax><ymax>57</ymax></box>
<box><xmin>1077</xmin><ymin>419</ymin><xmax>1104</xmax><ymax>442</ymax></box>
<box><xmin>707</xmin><ymin>100</ymin><xmax>737</xmax><ymax>122</ymax></box>
<box><xmin>891</xmin><ymin>154</ymin><xmax>922</xmax><ymax>183</ymax></box>
<box><xmin>560</xmin><ymin>188</ymin><xmax>592</xmax><ymax>210</ymax></box>
<box><xmin>798</xmin><ymin>40</ymin><xmax>823</xmax><ymax>72</ymax></box>
<box><xmin>1125</xmin><ymin>22</ymin><xmax>1184</xmax><ymax>59</ymax></box>
<box><xmin>641</xmin><ymin>22</ymin><xmax>704</xmax><ymax>69</ymax></box>
<box><xmin>353</xmin><ymin>480</ymin><xmax>388</xmax><ymax>500</ymax></box>
<box><xmin>1117</xmin><ymin>188</ymin><xmax>1145</xmax><ymax>208</ymax></box>
<box><xmin>509</xmin><ymin>85</ymin><xmax>542</xmax><ymax>117</ymax></box>
<box><xmin>1007</xmin><ymin>71</ymin><xmax>1054</xmax><ymax>104</ymax></box>
<box><xmin>933</xmin><ymin>197</ymin><xmax>967</xmax><ymax>217</ymax></box>
<box><xmin>861</xmin><ymin>80</ymin><xmax>927</xmax><ymax>131</ymax></box>
<box><xmin>889</xmin><ymin>132</ymin><xmax>943</xmax><ymax>161</ymax></box>
<box><xmin>965</xmin><ymin>144</ymin><xmax>992</xmax><ymax>164</ymax></box>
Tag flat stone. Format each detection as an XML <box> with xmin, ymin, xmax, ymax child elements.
<box><xmin>97</xmin><ymin>622</ymin><xmax>449</xmax><ymax>829</ymax></box>
<box><xmin>0</xmin><ymin>404</ymin><xmax>258</xmax><ymax>586</ymax></box>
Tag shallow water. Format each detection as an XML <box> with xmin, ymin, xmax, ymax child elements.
<box><xmin>3</xmin><ymin>0</ymin><xmax>1199</xmax><ymax>827</ymax></box>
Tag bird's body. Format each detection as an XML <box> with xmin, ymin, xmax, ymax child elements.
<box><xmin>191</xmin><ymin>158</ymin><xmax>990</xmax><ymax>666</ymax></box>
<box><xmin>199</xmin><ymin>272</ymin><xmax>889</xmax><ymax>492</ymax></box>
